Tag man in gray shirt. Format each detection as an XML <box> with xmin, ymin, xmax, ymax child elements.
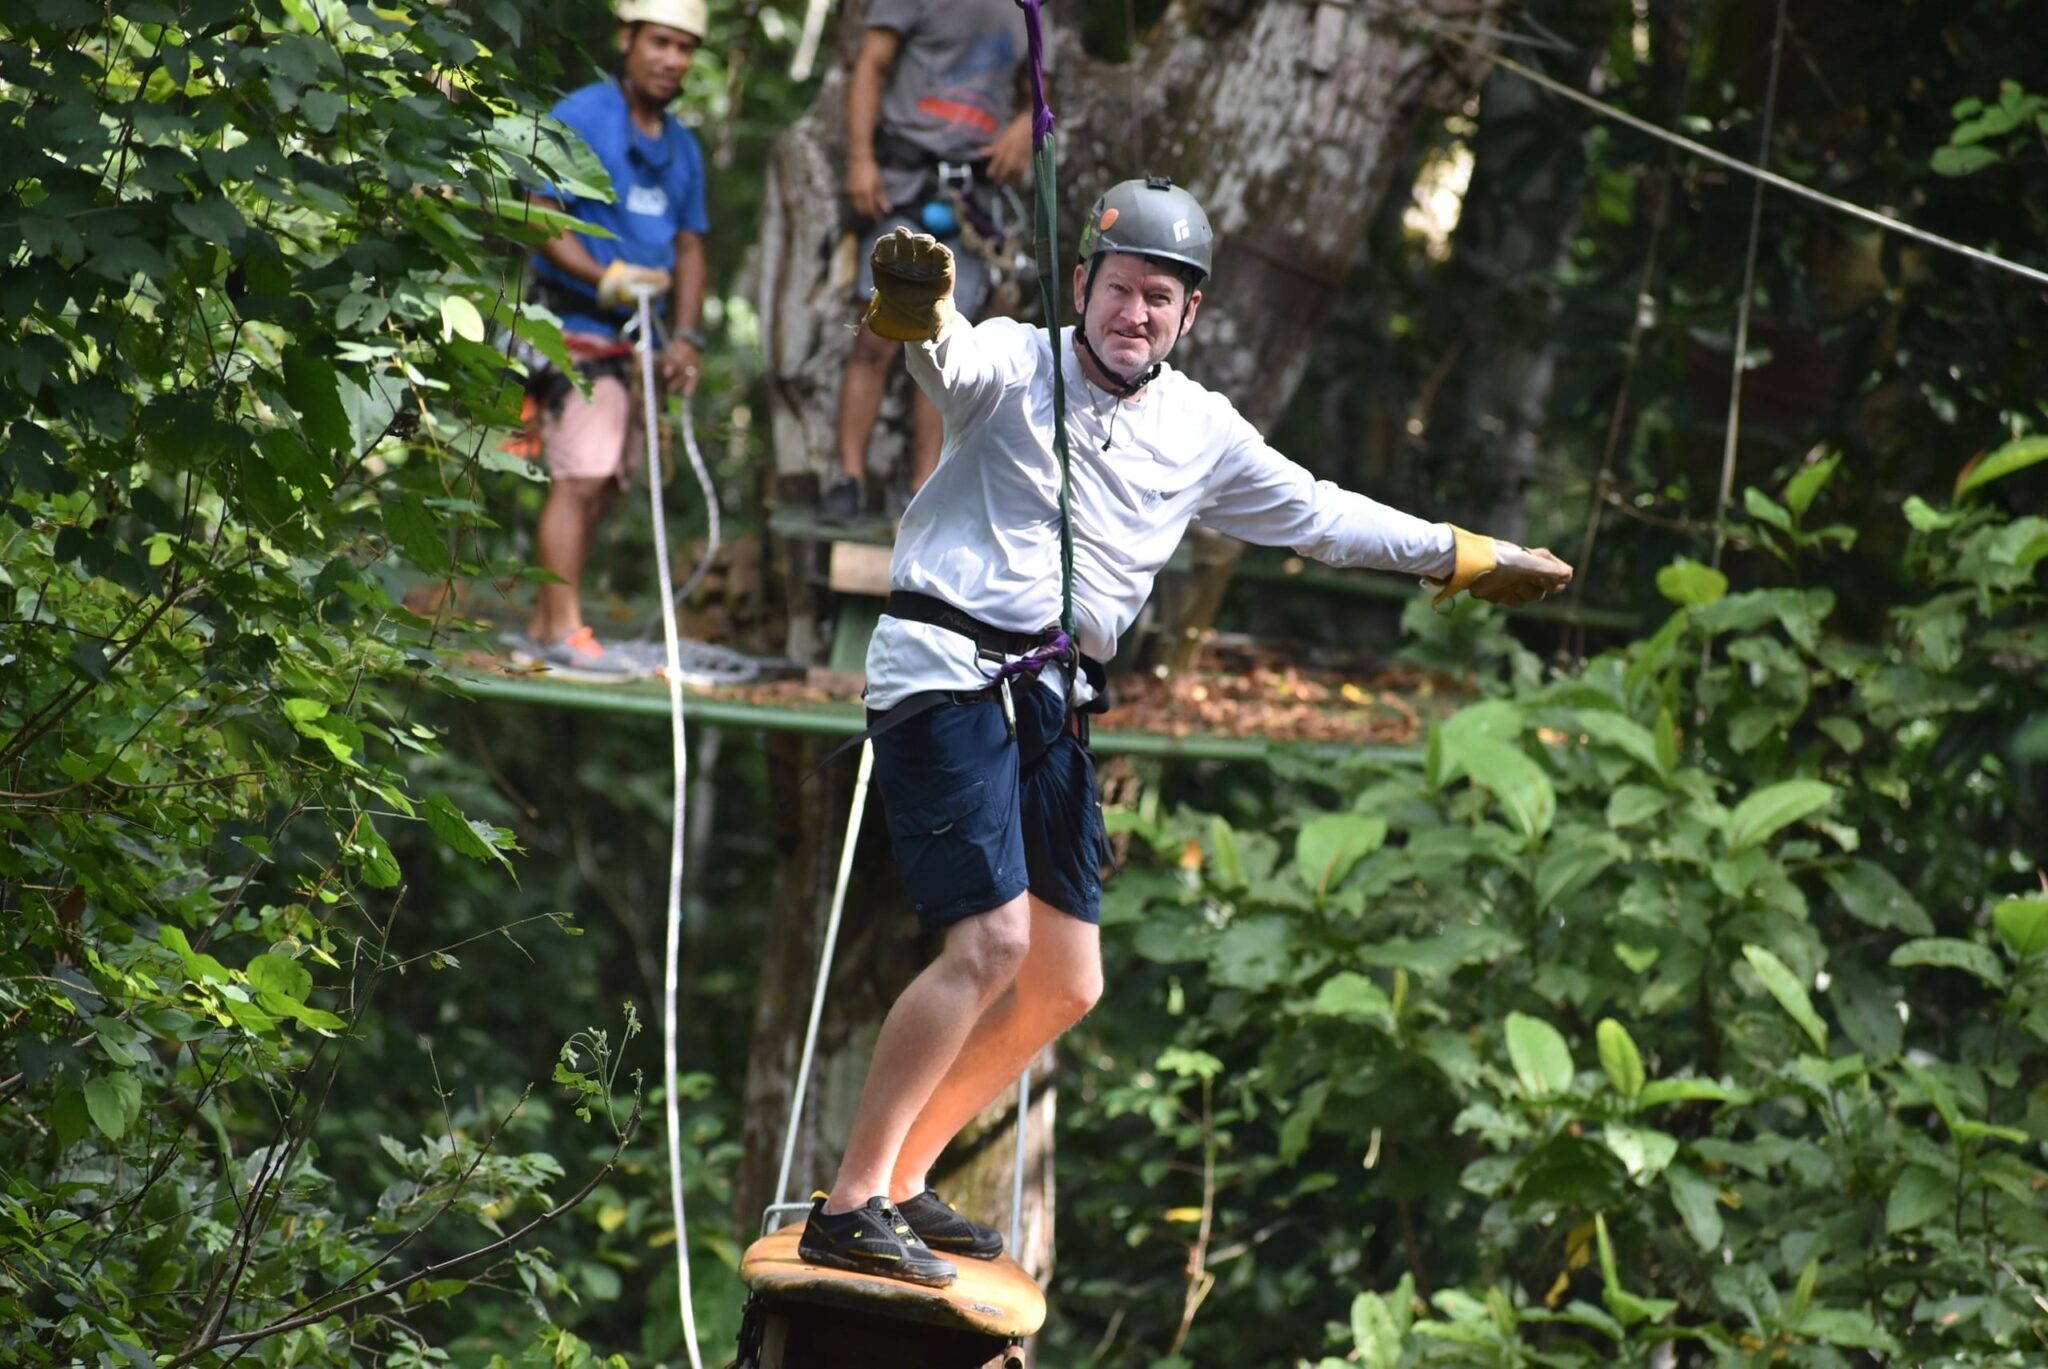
<box><xmin>819</xmin><ymin>0</ymin><xmax>1035</xmax><ymax>523</ymax></box>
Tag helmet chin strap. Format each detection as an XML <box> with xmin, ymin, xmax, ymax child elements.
<box><xmin>1074</xmin><ymin>328</ymin><xmax>1158</xmax><ymax>398</ymax></box>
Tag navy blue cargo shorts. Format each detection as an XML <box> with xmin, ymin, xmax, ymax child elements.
<box><xmin>869</xmin><ymin>681</ymin><xmax>1107</xmax><ymax>934</ymax></box>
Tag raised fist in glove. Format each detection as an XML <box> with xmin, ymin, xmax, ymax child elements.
<box><xmin>596</xmin><ymin>259</ymin><xmax>672</xmax><ymax>311</ymax></box>
<box><xmin>863</xmin><ymin>226</ymin><xmax>956</xmax><ymax>342</ymax></box>
<box><xmin>1429</xmin><ymin>526</ymin><xmax>1574</xmax><ymax>608</ymax></box>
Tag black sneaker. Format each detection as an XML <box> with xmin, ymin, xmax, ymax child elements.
<box><xmin>797</xmin><ymin>1195</ymin><xmax>957</xmax><ymax>1287</ymax></box>
<box><xmin>897</xmin><ymin>1188</ymin><xmax>1005</xmax><ymax>1261</ymax></box>
<box><xmin>818</xmin><ymin>475</ymin><xmax>864</xmax><ymax>524</ymax></box>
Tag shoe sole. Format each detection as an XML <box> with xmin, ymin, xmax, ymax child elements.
<box><xmin>929</xmin><ymin>1244</ymin><xmax>1003</xmax><ymax>1261</ymax></box>
<box><xmin>796</xmin><ymin>1242</ymin><xmax>957</xmax><ymax>1288</ymax></box>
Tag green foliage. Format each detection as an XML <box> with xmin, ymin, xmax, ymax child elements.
<box><xmin>1064</xmin><ymin>490</ymin><xmax>2047</xmax><ymax>1366</ymax></box>
<box><xmin>0</xmin><ymin>0</ymin><xmax>752</xmax><ymax>1360</ymax></box>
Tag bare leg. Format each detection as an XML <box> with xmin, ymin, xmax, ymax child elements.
<box><xmin>824</xmin><ymin>893</ymin><xmax>1033</xmax><ymax>1213</ymax></box>
<box><xmin>834</xmin><ymin>323</ymin><xmax>899</xmax><ymax>482</ymax></box>
<box><xmin>888</xmin><ymin>897</ymin><xmax>1101</xmax><ymax>1200</ymax></box>
<box><xmin>909</xmin><ymin>386</ymin><xmax>943</xmax><ymax>492</ymax></box>
<box><xmin>528</xmin><ymin>475</ymin><xmax>615</xmax><ymax>642</ymax></box>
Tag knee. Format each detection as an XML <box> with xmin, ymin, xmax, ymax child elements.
<box><xmin>1042</xmin><ymin>967</ymin><xmax>1103</xmax><ymax>1030</ymax></box>
<box><xmin>942</xmin><ymin>906</ymin><xmax>1031</xmax><ymax>997</ymax></box>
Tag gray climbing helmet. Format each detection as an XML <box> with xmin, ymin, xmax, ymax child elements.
<box><xmin>1076</xmin><ymin>175</ymin><xmax>1214</xmax><ymax>285</ymax></box>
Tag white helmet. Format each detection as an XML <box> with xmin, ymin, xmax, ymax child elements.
<box><xmin>616</xmin><ymin>0</ymin><xmax>707</xmax><ymax>39</ymax></box>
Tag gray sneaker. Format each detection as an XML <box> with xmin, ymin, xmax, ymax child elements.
<box><xmin>535</xmin><ymin>626</ymin><xmax>642</xmax><ymax>682</ymax></box>
<box><xmin>818</xmin><ymin>475</ymin><xmax>865</xmax><ymax>524</ymax></box>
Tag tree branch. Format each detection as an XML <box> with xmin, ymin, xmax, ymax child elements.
<box><xmin>164</xmin><ymin>1095</ymin><xmax>643</xmax><ymax>1366</ymax></box>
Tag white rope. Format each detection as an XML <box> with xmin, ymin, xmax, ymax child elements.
<box><xmin>789</xmin><ymin>0</ymin><xmax>832</xmax><ymax>82</ymax></box>
<box><xmin>768</xmin><ymin>738</ymin><xmax>875</xmax><ymax>1228</ymax></box>
<box><xmin>638</xmin><ymin>289</ymin><xmax>705</xmax><ymax>1369</ymax></box>
<box><xmin>1425</xmin><ymin>28</ymin><xmax>2048</xmax><ymax>290</ymax></box>
<box><xmin>1709</xmin><ymin>0</ymin><xmax>1787</xmax><ymax>570</ymax></box>
<box><xmin>1009</xmin><ymin>1064</ymin><xmax>1029</xmax><ymax>1261</ymax></box>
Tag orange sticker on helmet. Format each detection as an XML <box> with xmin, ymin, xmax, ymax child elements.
<box><xmin>1099</xmin><ymin>208</ymin><xmax>1120</xmax><ymax>231</ymax></box>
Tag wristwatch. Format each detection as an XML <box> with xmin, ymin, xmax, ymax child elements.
<box><xmin>673</xmin><ymin>326</ymin><xmax>706</xmax><ymax>349</ymax></box>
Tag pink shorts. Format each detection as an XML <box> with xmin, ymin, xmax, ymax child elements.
<box><xmin>542</xmin><ymin>353</ymin><xmax>641</xmax><ymax>484</ymax></box>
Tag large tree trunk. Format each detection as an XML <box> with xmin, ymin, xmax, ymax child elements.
<box><xmin>1424</xmin><ymin>0</ymin><xmax>1609</xmax><ymax>545</ymax></box>
<box><xmin>741</xmin><ymin>0</ymin><xmax>1505</xmax><ymax>1293</ymax></box>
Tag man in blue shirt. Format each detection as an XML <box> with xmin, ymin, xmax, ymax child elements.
<box><xmin>521</xmin><ymin>0</ymin><xmax>711</xmax><ymax>680</ymax></box>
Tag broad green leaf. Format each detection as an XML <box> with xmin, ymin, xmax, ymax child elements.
<box><xmin>1308</xmin><ymin>972</ymin><xmax>1394</xmax><ymax>1025</ymax></box>
<box><xmin>282</xmin><ymin>352</ymin><xmax>352</xmax><ymax>455</ymax></box>
<box><xmin>1992</xmin><ymin>898</ymin><xmax>2048</xmax><ymax>958</ymax></box>
<box><xmin>1952</xmin><ymin>1118</ymin><xmax>2030</xmax><ymax>1145</ymax></box>
<box><xmin>1535</xmin><ymin>839</ymin><xmax>1621</xmax><ymax>912</ymax></box>
<box><xmin>1665</xmin><ymin>1166</ymin><xmax>1723</xmax><ymax>1251</ymax></box>
<box><xmin>1505</xmin><ymin>1011</ymin><xmax>1574</xmax><ymax>1098</ymax></box>
<box><xmin>1783</xmin><ymin>452</ymin><xmax>1840</xmax><ymax>518</ymax></box>
<box><xmin>1350</xmin><ymin>1282</ymin><xmax>1412</xmax><ymax>1369</ymax></box>
<box><xmin>1885</xmin><ymin>1164</ymin><xmax>1948</xmax><ymax>1234</ymax></box>
<box><xmin>1463</xmin><ymin>741</ymin><xmax>1554</xmax><ymax>841</ymax></box>
<box><xmin>1725</xmin><ymin>779</ymin><xmax>1835</xmax><ymax>851</ymax></box>
<box><xmin>1744</xmin><ymin>486</ymin><xmax>1793</xmax><ymax>533</ymax></box>
<box><xmin>440</xmin><ymin>294</ymin><xmax>487</xmax><ymax>343</ymax></box>
<box><xmin>1359</xmin><ymin>923</ymin><xmax>1522</xmax><ymax>977</ymax></box>
<box><xmin>1572</xmin><ymin>711</ymin><xmax>1665</xmax><ymax>775</ymax></box>
<box><xmin>1613</xmin><ymin>941</ymin><xmax>1660</xmax><ymax>974</ymax></box>
<box><xmin>1653</xmin><ymin>707</ymin><xmax>1679</xmax><ymax>772</ymax></box>
<box><xmin>1603</xmin><ymin>1123</ymin><xmax>1677</xmax><ymax>1181</ymax></box>
<box><xmin>84</xmin><ymin>1073</ymin><xmax>142</xmax><ymax>1142</ymax></box>
<box><xmin>160</xmin><ymin>926</ymin><xmax>231</xmax><ymax>983</ymax></box>
<box><xmin>424</xmin><ymin>794</ymin><xmax>504</xmax><ymax>865</ymax></box>
<box><xmin>1890</xmin><ymin>937</ymin><xmax>2008</xmax><ymax>988</ymax></box>
<box><xmin>1655</xmin><ymin>558</ymin><xmax>1727</xmax><ymax>607</ymax></box>
<box><xmin>1605</xmin><ymin>783</ymin><xmax>1668</xmax><ymax>829</ymax></box>
<box><xmin>246</xmin><ymin>953</ymin><xmax>312</xmax><ymax>1001</ymax></box>
<box><xmin>1956</xmin><ymin>434</ymin><xmax>2048</xmax><ymax>498</ymax></box>
<box><xmin>1902</xmin><ymin>495</ymin><xmax>1966</xmax><ymax>532</ymax></box>
<box><xmin>1822</xmin><ymin>859</ymin><xmax>1933</xmax><ymax>935</ymax></box>
<box><xmin>1931</xmin><ymin>144</ymin><xmax>1999</xmax><ymax>176</ymax></box>
<box><xmin>383</xmin><ymin>496</ymin><xmax>453</xmax><ymax>576</ymax></box>
<box><xmin>1295</xmin><ymin>812</ymin><xmax>1387</xmax><ymax>895</ymax></box>
<box><xmin>1742</xmin><ymin>944</ymin><xmax>1829</xmax><ymax>1051</ymax></box>
<box><xmin>1595</xmin><ymin>1019</ymin><xmax>1645</xmax><ymax>1100</ymax></box>
<box><xmin>1157</xmin><ymin>1046</ymin><xmax>1223</xmax><ymax>1080</ymax></box>
<box><xmin>1207</xmin><ymin>815</ymin><xmax>1246</xmax><ymax>891</ymax></box>
<box><xmin>1792</xmin><ymin>1307</ymin><xmax>1899</xmax><ymax>1353</ymax></box>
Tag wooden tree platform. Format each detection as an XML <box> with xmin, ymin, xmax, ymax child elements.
<box><xmin>735</xmin><ymin>1221</ymin><xmax>1043</xmax><ymax>1369</ymax></box>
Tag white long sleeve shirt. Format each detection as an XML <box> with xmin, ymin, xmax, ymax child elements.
<box><xmin>863</xmin><ymin>317</ymin><xmax>1457</xmax><ymax>710</ymax></box>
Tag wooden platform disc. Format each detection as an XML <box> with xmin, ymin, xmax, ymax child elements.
<box><xmin>740</xmin><ymin>1222</ymin><xmax>1045</xmax><ymax>1338</ymax></box>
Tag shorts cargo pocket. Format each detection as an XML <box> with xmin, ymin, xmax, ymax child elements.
<box><xmin>885</xmin><ymin>775</ymin><xmax>1004</xmax><ymax>921</ymax></box>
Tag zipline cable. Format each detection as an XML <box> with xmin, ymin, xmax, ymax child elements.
<box><xmin>636</xmin><ymin>287</ymin><xmax>706</xmax><ymax>1369</ymax></box>
<box><xmin>1709</xmin><ymin>0</ymin><xmax>1788</xmax><ymax>571</ymax></box>
<box><xmin>1417</xmin><ymin>22</ymin><xmax>2048</xmax><ymax>291</ymax></box>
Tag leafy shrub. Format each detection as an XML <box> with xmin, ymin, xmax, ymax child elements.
<box><xmin>1060</xmin><ymin>457</ymin><xmax>2047</xmax><ymax>1367</ymax></box>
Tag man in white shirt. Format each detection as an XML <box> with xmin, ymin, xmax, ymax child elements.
<box><xmin>798</xmin><ymin>178</ymin><xmax>1574</xmax><ymax>1286</ymax></box>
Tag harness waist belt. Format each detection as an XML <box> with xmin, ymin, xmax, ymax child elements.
<box><xmin>886</xmin><ymin>591</ymin><xmax>1063</xmax><ymax>659</ymax></box>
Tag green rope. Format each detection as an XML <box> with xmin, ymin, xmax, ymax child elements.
<box><xmin>1028</xmin><ymin>138</ymin><xmax>1076</xmax><ymax>640</ymax></box>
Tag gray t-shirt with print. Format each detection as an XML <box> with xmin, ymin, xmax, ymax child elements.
<box><xmin>868</xmin><ymin>0</ymin><xmax>1028</xmax><ymax>181</ymax></box>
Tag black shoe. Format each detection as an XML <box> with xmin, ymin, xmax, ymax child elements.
<box><xmin>818</xmin><ymin>475</ymin><xmax>864</xmax><ymax>524</ymax></box>
<box><xmin>897</xmin><ymin>1188</ymin><xmax>1004</xmax><ymax>1261</ymax></box>
<box><xmin>797</xmin><ymin>1195</ymin><xmax>957</xmax><ymax>1287</ymax></box>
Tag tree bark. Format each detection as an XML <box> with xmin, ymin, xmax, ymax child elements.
<box><xmin>1424</xmin><ymin>0</ymin><xmax>1609</xmax><ymax>544</ymax></box>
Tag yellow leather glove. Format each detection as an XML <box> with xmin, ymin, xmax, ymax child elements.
<box><xmin>862</xmin><ymin>226</ymin><xmax>956</xmax><ymax>342</ymax></box>
<box><xmin>596</xmin><ymin>259</ymin><xmax>672</xmax><ymax>311</ymax></box>
<box><xmin>1430</xmin><ymin>525</ymin><xmax>1574</xmax><ymax>607</ymax></box>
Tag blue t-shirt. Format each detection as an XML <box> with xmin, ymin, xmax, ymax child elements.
<box><xmin>535</xmin><ymin>80</ymin><xmax>710</xmax><ymax>339</ymax></box>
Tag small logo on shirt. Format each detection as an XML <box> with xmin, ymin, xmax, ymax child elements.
<box><xmin>625</xmin><ymin>184</ymin><xmax>669</xmax><ymax>217</ymax></box>
<box><xmin>1144</xmin><ymin>485</ymin><xmax>1187</xmax><ymax>506</ymax></box>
